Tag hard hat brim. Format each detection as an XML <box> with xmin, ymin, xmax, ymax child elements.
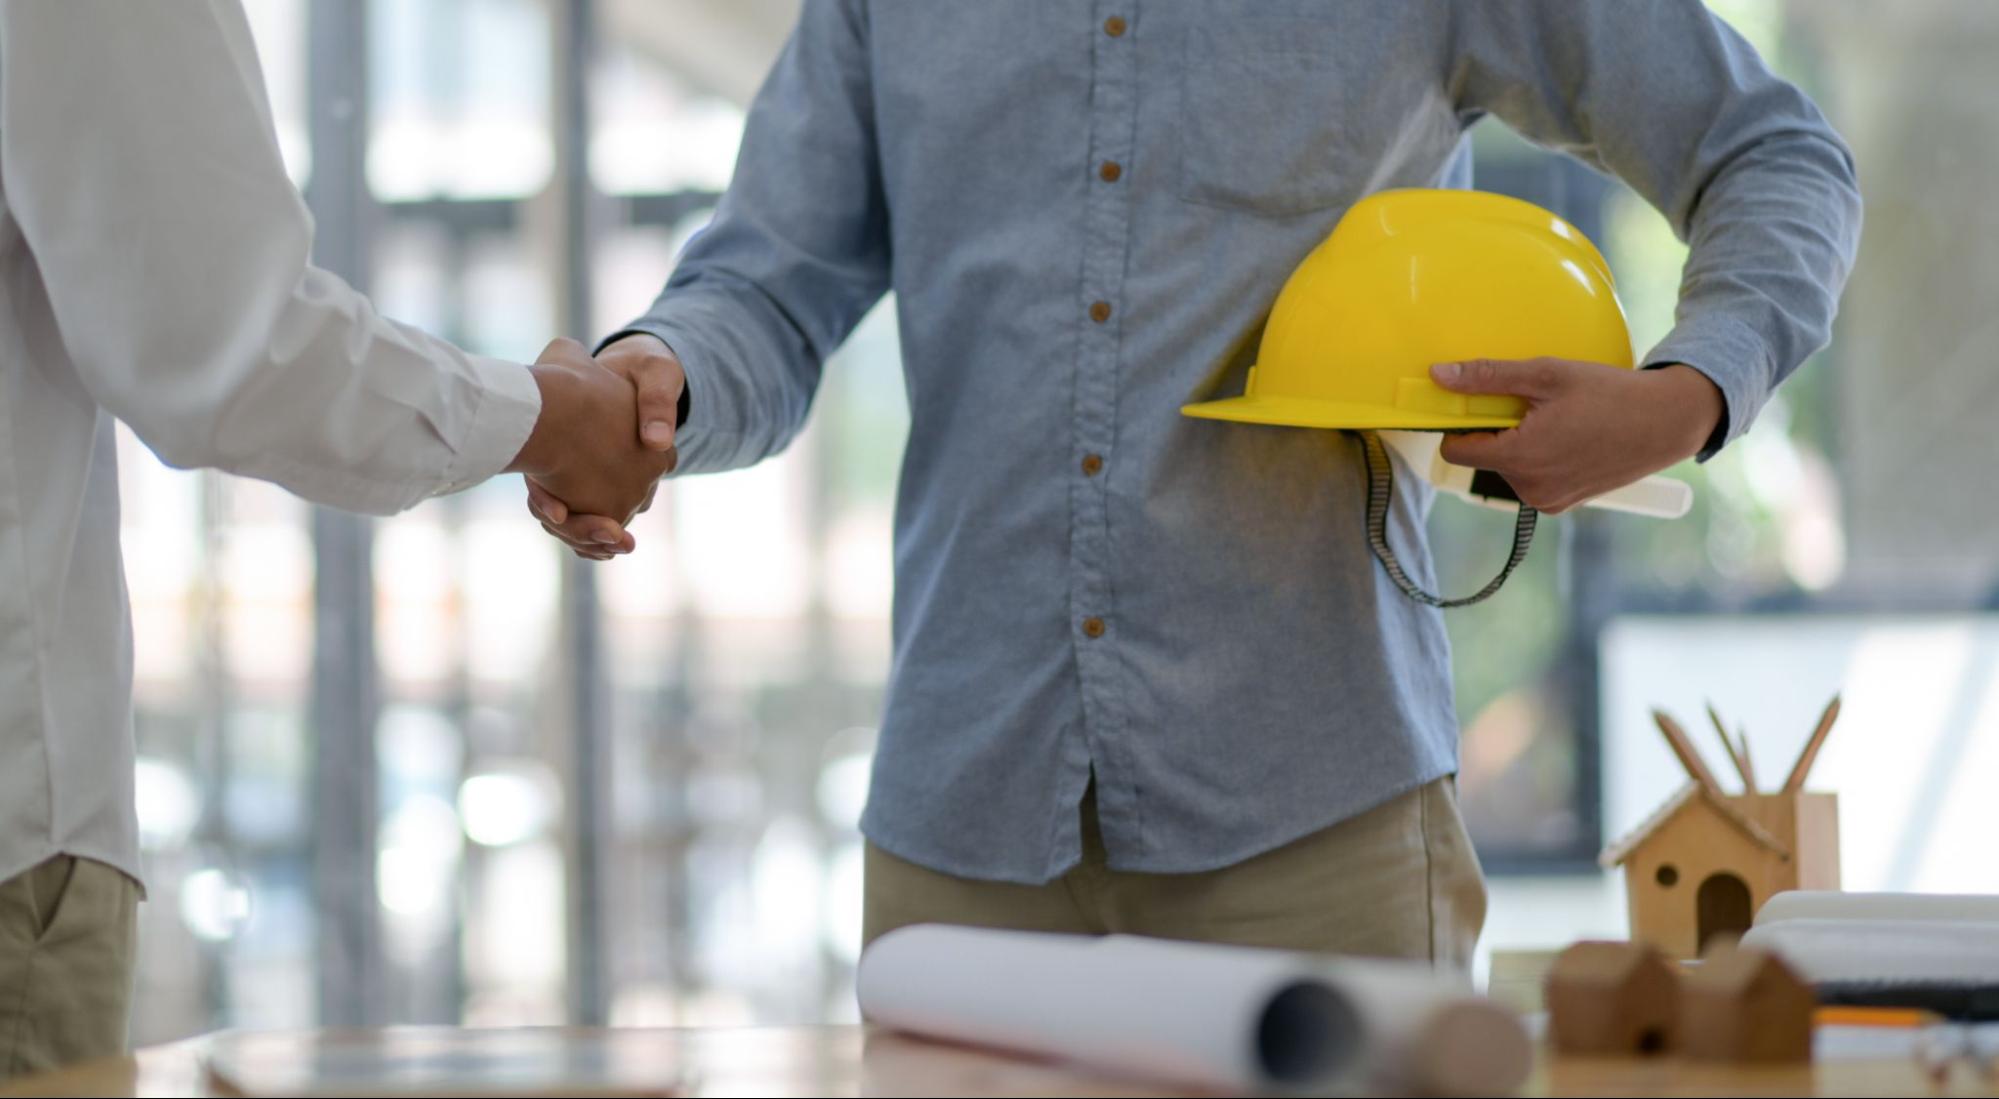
<box><xmin>1180</xmin><ymin>394</ymin><xmax>1521</xmax><ymax>432</ymax></box>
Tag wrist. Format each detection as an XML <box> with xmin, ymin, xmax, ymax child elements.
<box><xmin>1651</xmin><ymin>363</ymin><xmax>1726</xmax><ymax>457</ymax></box>
<box><xmin>507</xmin><ymin>362</ymin><xmax>575</xmax><ymax>478</ymax></box>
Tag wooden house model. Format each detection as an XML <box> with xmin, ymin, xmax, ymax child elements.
<box><xmin>1678</xmin><ymin>945</ymin><xmax>1815</xmax><ymax>1063</ymax></box>
<box><xmin>1544</xmin><ymin>941</ymin><xmax>1680</xmax><ymax>1056</ymax></box>
<box><xmin>1600</xmin><ymin>698</ymin><xmax>1844</xmax><ymax>960</ymax></box>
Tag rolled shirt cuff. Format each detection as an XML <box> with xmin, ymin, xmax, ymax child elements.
<box><xmin>1642</xmin><ymin>313</ymin><xmax>1776</xmax><ymax>461</ymax></box>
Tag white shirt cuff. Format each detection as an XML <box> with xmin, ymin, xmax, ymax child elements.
<box><xmin>437</xmin><ymin>355</ymin><xmax>542</xmax><ymax>495</ymax></box>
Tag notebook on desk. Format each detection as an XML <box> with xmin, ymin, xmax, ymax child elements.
<box><xmin>1745</xmin><ymin>891</ymin><xmax>1999</xmax><ymax>1021</ymax></box>
<box><xmin>202</xmin><ymin>1028</ymin><xmax>686</xmax><ymax>1098</ymax></box>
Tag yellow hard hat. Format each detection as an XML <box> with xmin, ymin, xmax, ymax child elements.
<box><xmin>1181</xmin><ymin>188</ymin><xmax>1634</xmax><ymax>431</ymax></box>
<box><xmin>1182</xmin><ymin>189</ymin><xmax>1635</xmax><ymax>608</ymax></box>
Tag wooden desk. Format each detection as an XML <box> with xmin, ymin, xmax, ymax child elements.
<box><xmin>2</xmin><ymin>1025</ymin><xmax>1993</xmax><ymax>1098</ymax></box>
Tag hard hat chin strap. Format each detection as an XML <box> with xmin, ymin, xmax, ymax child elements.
<box><xmin>1353</xmin><ymin>431</ymin><xmax>1536</xmax><ymax>609</ymax></box>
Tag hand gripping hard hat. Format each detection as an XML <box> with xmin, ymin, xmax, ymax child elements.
<box><xmin>1182</xmin><ymin>188</ymin><xmax>1637</xmax><ymax>607</ymax></box>
<box><xmin>1183</xmin><ymin>188</ymin><xmax>1634</xmax><ymax>430</ymax></box>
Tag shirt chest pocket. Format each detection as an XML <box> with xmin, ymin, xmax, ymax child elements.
<box><xmin>1175</xmin><ymin>22</ymin><xmax>1355</xmax><ymax>217</ymax></box>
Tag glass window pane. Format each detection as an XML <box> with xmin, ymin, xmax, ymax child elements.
<box><xmin>590</xmin><ymin>41</ymin><xmax>745</xmax><ymax>196</ymax></box>
<box><xmin>370</xmin><ymin>0</ymin><xmax>554</xmax><ymax>201</ymax></box>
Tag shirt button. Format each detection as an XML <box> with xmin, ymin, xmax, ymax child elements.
<box><xmin>1081</xmin><ymin>454</ymin><xmax>1104</xmax><ymax>476</ymax></box>
<box><xmin>1098</xmin><ymin>160</ymin><xmax>1123</xmax><ymax>183</ymax></box>
<box><xmin>1082</xmin><ymin>616</ymin><xmax>1107</xmax><ymax>639</ymax></box>
<box><xmin>1103</xmin><ymin>16</ymin><xmax>1127</xmax><ymax>38</ymax></box>
<box><xmin>1088</xmin><ymin>301</ymin><xmax>1112</xmax><ymax>323</ymax></box>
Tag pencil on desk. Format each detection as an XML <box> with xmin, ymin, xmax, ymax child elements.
<box><xmin>1814</xmin><ymin>1005</ymin><xmax>1939</xmax><ymax>1028</ymax></box>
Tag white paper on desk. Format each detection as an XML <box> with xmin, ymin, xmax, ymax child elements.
<box><xmin>1815</xmin><ymin>1023</ymin><xmax>1999</xmax><ymax>1061</ymax></box>
<box><xmin>856</xmin><ymin>924</ymin><xmax>1529</xmax><ymax>1096</ymax></box>
<box><xmin>1756</xmin><ymin>891</ymin><xmax>1999</xmax><ymax>927</ymax></box>
<box><xmin>1741</xmin><ymin>917</ymin><xmax>1999</xmax><ymax>983</ymax></box>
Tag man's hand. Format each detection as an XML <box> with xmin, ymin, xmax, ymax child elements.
<box><xmin>1429</xmin><ymin>358</ymin><xmax>1725</xmax><ymax>514</ymax></box>
<box><xmin>506</xmin><ymin>337</ymin><xmax>676</xmax><ymax>560</ymax></box>
<box><xmin>523</xmin><ymin>333</ymin><xmax>686</xmax><ymax>558</ymax></box>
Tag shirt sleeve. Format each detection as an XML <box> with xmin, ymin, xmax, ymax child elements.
<box><xmin>0</xmin><ymin>0</ymin><xmax>541</xmax><ymax>516</ymax></box>
<box><xmin>610</xmin><ymin>0</ymin><xmax>891</xmax><ymax>475</ymax></box>
<box><xmin>1447</xmin><ymin>0</ymin><xmax>1863</xmax><ymax>456</ymax></box>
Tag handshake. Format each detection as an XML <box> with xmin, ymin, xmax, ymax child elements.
<box><xmin>506</xmin><ymin>334</ymin><xmax>685</xmax><ymax>560</ymax></box>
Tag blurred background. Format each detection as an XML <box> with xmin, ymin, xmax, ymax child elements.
<box><xmin>122</xmin><ymin>0</ymin><xmax>1999</xmax><ymax>1042</ymax></box>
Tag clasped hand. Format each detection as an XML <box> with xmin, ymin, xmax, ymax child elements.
<box><xmin>508</xmin><ymin>336</ymin><xmax>683</xmax><ymax>559</ymax></box>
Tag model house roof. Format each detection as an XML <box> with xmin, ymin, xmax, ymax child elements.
<box><xmin>1549</xmin><ymin>940</ymin><xmax>1673</xmax><ymax>988</ymax></box>
<box><xmin>1683</xmin><ymin>946</ymin><xmax>1811</xmax><ymax>998</ymax></box>
<box><xmin>1598</xmin><ymin>782</ymin><xmax>1791</xmax><ymax>869</ymax></box>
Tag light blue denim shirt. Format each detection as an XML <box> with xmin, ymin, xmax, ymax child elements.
<box><xmin>617</xmin><ymin>1</ymin><xmax>1861</xmax><ymax>883</ymax></box>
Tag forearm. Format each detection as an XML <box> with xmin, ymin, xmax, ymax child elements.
<box><xmin>605</xmin><ymin>0</ymin><xmax>891</xmax><ymax>476</ymax></box>
<box><xmin>1643</xmin><ymin>132</ymin><xmax>1862</xmax><ymax>455</ymax></box>
<box><xmin>1</xmin><ymin>1</ymin><xmax>541</xmax><ymax>514</ymax></box>
<box><xmin>1452</xmin><ymin>0</ymin><xmax>1863</xmax><ymax>455</ymax></box>
<box><xmin>208</xmin><ymin>269</ymin><xmax>541</xmax><ymax>510</ymax></box>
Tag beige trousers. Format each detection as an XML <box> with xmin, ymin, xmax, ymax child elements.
<box><xmin>864</xmin><ymin>778</ymin><xmax>1486</xmax><ymax>970</ymax></box>
<box><xmin>0</xmin><ymin>856</ymin><xmax>139</xmax><ymax>1079</ymax></box>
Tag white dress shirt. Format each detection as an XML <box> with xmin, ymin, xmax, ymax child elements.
<box><xmin>0</xmin><ymin>1</ymin><xmax>544</xmax><ymax>891</ymax></box>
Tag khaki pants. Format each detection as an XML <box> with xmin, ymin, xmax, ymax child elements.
<box><xmin>863</xmin><ymin>778</ymin><xmax>1486</xmax><ymax>970</ymax></box>
<box><xmin>0</xmin><ymin>856</ymin><xmax>139</xmax><ymax>1079</ymax></box>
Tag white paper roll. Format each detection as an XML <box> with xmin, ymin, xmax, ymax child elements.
<box><xmin>1319</xmin><ymin>955</ymin><xmax>1535</xmax><ymax>1097</ymax></box>
<box><xmin>1756</xmin><ymin>891</ymin><xmax>1999</xmax><ymax>927</ymax></box>
<box><xmin>856</xmin><ymin>925</ymin><xmax>1529</xmax><ymax>1096</ymax></box>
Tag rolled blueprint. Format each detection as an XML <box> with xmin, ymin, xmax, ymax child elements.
<box><xmin>1315</xmin><ymin>953</ymin><xmax>1535</xmax><ymax>1097</ymax></box>
<box><xmin>1756</xmin><ymin>891</ymin><xmax>1999</xmax><ymax>927</ymax></box>
<box><xmin>856</xmin><ymin>924</ymin><xmax>1529</xmax><ymax>1096</ymax></box>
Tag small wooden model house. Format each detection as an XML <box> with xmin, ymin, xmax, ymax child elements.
<box><xmin>1544</xmin><ymin>941</ymin><xmax>1680</xmax><ymax>1057</ymax></box>
<box><xmin>1678</xmin><ymin>946</ymin><xmax>1815</xmax><ymax>1063</ymax></box>
<box><xmin>1600</xmin><ymin>698</ymin><xmax>1844</xmax><ymax>960</ymax></box>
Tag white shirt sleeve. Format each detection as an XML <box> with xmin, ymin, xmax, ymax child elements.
<box><xmin>0</xmin><ymin>0</ymin><xmax>541</xmax><ymax>516</ymax></box>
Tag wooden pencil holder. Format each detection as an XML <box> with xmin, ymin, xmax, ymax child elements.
<box><xmin>1601</xmin><ymin>697</ymin><xmax>1845</xmax><ymax>960</ymax></box>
